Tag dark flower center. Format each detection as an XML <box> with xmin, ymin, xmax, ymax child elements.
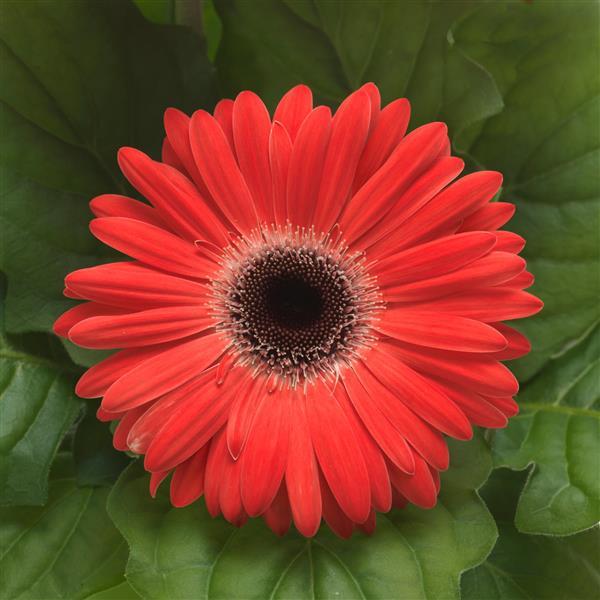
<box><xmin>212</xmin><ymin>228</ymin><xmax>381</xmax><ymax>387</ymax></box>
<box><xmin>265</xmin><ymin>275</ymin><xmax>324</xmax><ymax>328</ymax></box>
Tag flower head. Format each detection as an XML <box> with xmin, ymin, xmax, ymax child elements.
<box><xmin>55</xmin><ymin>84</ymin><xmax>542</xmax><ymax>538</ymax></box>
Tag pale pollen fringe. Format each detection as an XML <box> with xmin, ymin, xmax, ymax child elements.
<box><xmin>208</xmin><ymin>223</ymin><xmax>383</xmax><ymax>390</ymax></box>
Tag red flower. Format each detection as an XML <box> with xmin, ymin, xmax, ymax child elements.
<box><xmin>55</xmin><ymin>84</ymin><xmax>542</xmax><ymax>538</ymax></box>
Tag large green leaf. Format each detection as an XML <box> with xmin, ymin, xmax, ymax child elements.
<box><xmin>215</xmin><ymin>0</ymin><xmax>502</xmax><ymax>131</ymax></box>
<box><xmin>0</xmin><ymin>314</ymin><xmax>81</xmax><ymax>505</ymax></box>
<box><xmin>107</xmin><ymin>435</ymin><xmax>495</xmax><ymax>600</ymax></box>
<box><xmin>453</xmin><ymin>1</ymin><xmax>600</xmax><ymax>381</ymax></box>
<box><xmin>462</xmin><ymin>469</ymin><xmax>600</xmax><ymax>599</ymax></box>
<box><xmin>73</xmin><ymin>402</ymin><xmax>132</xmax><ymax>488</ymax></box>
<box><xmin>0</xmin><ymin>454</ymin><xmax>135</xmax><ymax>599</ymax></box>
<box><xmin>0</xmin><ymin>0</ymin><xmax>215</xmax><ymax>334</ymax></box>
<box><xmin>492</xmin><ymin>324</ymin><xmax>600</xmax><ymax>536</ymax></box>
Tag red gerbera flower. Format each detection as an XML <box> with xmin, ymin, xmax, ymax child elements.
<box><xmin>55</xmin><ymin>84</ymin><xmax>542</xmax><ymax>538</ymax></box>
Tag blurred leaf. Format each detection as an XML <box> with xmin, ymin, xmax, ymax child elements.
<box><xmin>0</xmin><ymin>454</ymin><xmax>133</xmax><ymax>599</ymax></box>
<box><xmin>214</xmin><ymin>0</ymin><xmax>502</xmax><ymax>133</ymax></box>
<box><xmin>85</xmin><ymin>582</ymin><xmax>140</xmax><ymax>600</ymax></box>
<box><xmin>0</xmin><ymin>0</ymin><xmax>215</xmax><ymax>334</ymax></box>
<box><xmin>107</xmin><ymin>435</ymin><xmax>495</xmax><ymax>600</ymax></box>
<box><xmin>133</xmin><ymin>0</ymin><xmax>205</xmax><ymax>35</ymax></box>
<box><xmin>73</xmin><ymin>403</ymin><xmax>132</xmax><ymax>487</ymax></box>
<box><xmin>0</xmin><ymin>302</ymin><xmax>82</xmax><ymax>505</ymax></box>
<box><xmin>453</xmin><ymin>1</ymin><xmax>600</xmax><ymax>380</ymax></box>
<box><xmin>492</xmin><ymin>324</ymin><xmax>600</xmax><ymax>536</ymax></box>
<box><xmin>134</xmin><ymin>0</ymin><xmax>179</xmax><ymax>24</ymax></box>
<box><xmin>462</xmin><ymin>469</ymin><xmax>600</xmax><ymax>599</ymax></box>
<box><xmin>85</xmin><ymin>581</ymin><xmax>140</xmax><ymax>600</ymax></box>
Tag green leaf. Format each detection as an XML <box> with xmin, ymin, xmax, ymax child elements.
<box><xmin>85</xmin><ymin>581</ymin><xmax>140</xmax><ymax>600</ymax></box>
<box><xmin>73</xmin><ymin>402</ymin><xmax>132</xmax><ymax>488</ymax></box>
<box><xmin>0</xmin><ymin>454</ymin><xmax>134</xmax><ymax>599</ymax></box>
<box><xmin>0</xmin><ymin>0</ymin><xmax>215</xmax><ymax>334</ymax></box>
<box><xmin>491</xmin><ymin>324</ymin><xmax>600</xmax><ymax>536</ymax></box>
<box><xmin>0</xmin><ymin>310</ymin><xmax>82</xmax><ymax>505</ymax></box>
<box><xmin>453</xmin><ymin>1</ymin><xmax>600</xmax><ymax>381</ymax></box>
<box><xmin>133</xmin><ymin>0</ymin><xmax>205</xmax><ymax>35</ymax></box>
<box><xmin>214</xmin><ymin>0</ymin><xmax>502</xmax><ymax>132</ymax></box>
<box><xmin>107</xmin><ymin>435</ymin><xmax>495</xmax><ymax>600</ymax></box>
<box><xmin>462</xmin><ymin>469</ymin><xmax>600</xmax><ymax>600</ymax></box>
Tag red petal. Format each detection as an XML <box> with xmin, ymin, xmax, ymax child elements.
<box><xmin>90</xmin><ymin>217</ymin><xmax>216</xmax><ymax>279</ymax></box>
<box><xmin>374</xmin><ymin>232</ymin><xmax>497</xmax><ymax>288</ymax></box>
<box><xmin>161</xmin><ymin>137</ymin><xmax>186</xmax><ymax>172</ymax></box>
<box><xmin>113</xmin><ymin>404</ymin><xmax>150</xmax><ymax>451</ymax></box>
<box><xmin>459</xmin><ymin>202</ymin><xmax>516</xmax><ymax>232</ymax></box>
<box><xmin>384</xmin><ymin>252</ymin><xmax>525</xmax><ymax>302</ymax></box>
<box><xmin>118</xmin><ymin>147</ymin><xmax>228</xmax><ymax>245</ymax></box>
<box><xmin>335</xmin><ymin>385</ymin><xmax>392</xmax><ymax>511</ymax></box>
<box><xmin>442</xmin><ymin>387</ymin><xmax>508</xmax><ymax>429</ymax></box>
<box><xmin>149</xmin><ymin>470</ymin><xmax>169</xmax><ymax>498</ymax></box>
<box><xmin>340</xmin><ymin>122</ymin><xmax>449</xmax><ymax>244</ymax></box>
<box><xmin>360</xmin><ymin>156</ymin><xmax>463</xmax><ymax>254</ymax></box>
<box><xmin>353</xmin><ymin>97</ymin><xmax>410</xmax><ymax>192</ymax></box>
<box><xmin>306</xmin><ymin>381</ymin><xmax>371</xmax><ymax>523</ymax></box>
<box><xmin>339</xmin><ymin>374</ymin><xmax>417</xmax><ymax>473</ymax></box>
<box><xmin>368</xmin><ymin>345</ymin><xmax>473</xmax><ymax>439</ymax></box>
<box><xmin>219</xmin><ymin>447</ymin><xmax>247</xmax><ymax>526</ymax></box>
<box><xmin>484</xmin><ymin>395</ymin><xmax>519</xmax><ymax>417</ymax></box>
<box><xmin>126</xmin><ymin>375</ymin><xmax>207</xmax><ymax>454</ymax></box>
<box><xmin>286</xmin><ymin>390</ymin><xmax>322</xmax><ymax>537</ymax></box>
<box><xmin>233</xmin><ymin>91</ymin><xmax>273</xmax><ymax>222</ymax></box>
<box><xmin>312</xmin><ymin>89</ymin><xmax>371</xmax><ymax>232</ymax></box>
<box><xmin>143</xmin><ymin>367</ymin><xmax>244</xmax><ymax>471</ymax></box>
<box><xmin>488</xmin><ymin>323</ymin><xmax>531</xmax><ymax>360</ymax></box>
<box><xmin>170</xmin><ymin>445</ymin><xmax>209</xmax><ymax>507</ymax></box>
<box><xmin>53</xmin><ymin>302</ymin><xmax>127</xmax><ymax>338</ymax></box>
<box><xmin>378</xmin><ymin>310</ymin><xmax>508</xmax><ymax>353</ymax></box>
<box><xmin>90</xmin><ymin>194</ymin><xmax>166</xmax><ymax>228</ymax></box>
<box><xmin>386</xmin><ymin>340</ymin><xmax>519</xmax><ymax>398</ymax></box>
<box><xmin>66</xmin><ymin>262</ymin><xmax>208</xmax><ymax>310</ymax></box>
<box><xmin>102</xmin><ymin>332</ymin><xmax>226</xmax><ymax>412</ymax></box>
<box><xmin>389</xmin><ymin>171</ymin><xmax>503</xmax><ymax>250</ymax></box>
<box><xmin>358</xmin><ymin>82</ymin><xmax>381</xmax><ymax>129</ymax></box>
<box><xmin>63</xmin><ymin>287</ymin><xmax>83</xmax><ymax>299</ymax></box>
<box><xmin>357</xmin><ymin>510</ymin><xmax>377</xmax><ymax>536</ymax></box>
<box><xmin>503</xmin><ymin>270</ymin><xmax>535</xmax><ymax>290</ymax></box>
<box><xmin>190</xmin><ymin>110</ymin><xmax>258</xmax><ymax>233</ymax></box>
<box><xmin>97</xmin><ymin>406</ymin><xmax>122</xmax><ymax>422</ymax></box>
<box><xmin>226</xmin><ymin>377</ymin><xmax>265</xmax><ymax>459</ymax></box>
<box><xmin>203</xmin><ymin>428</ymin><xmax>225</xmax><ymax>517</ymax></box>
<box><xmin>273</xmin><ymin>84</ymin><xmax>313</xmax><ymax>141</ymax></box>
<box><xmin>241</xmin><ymin>390</ymin><xmax>291</xmax><ymax>517</ymax></box>
<box><xmin>268</xmin><ymin>121</ymin><xmax>292</xmax><ymax>226</ymax></box>
<box><xmin>69</xmin><ymin>306</ymin><xmax>213</xmax><ymax>349</ymax></box>
<box><xmin>350</xmin><ymin>361</ymin><xmax>451</xmax><ymax>470</ymax></box>
<box><xmin>213</xmin><ymin>99</ymin><xmax>235</xmax><ymax>149</ymax></box>
<box><xmin>286</xmin><ymin>106</ymin><xmax>332</xmax><ymax>228</ymax></box>
<box><xmin>415</xmin><ymin>289</ymin><xmax>543</xmax><ymax>322</ymax></box>
<box><xmin>494</xmin><ymin>231</ymin><xmax>526</xmax><ymax>253</ymax></box>
<box><xmin>387</xmin><ymin>452</ymin><xmax>438</xmax><ymax>509</ymax></box>
<box><xmin>319</xmin><ymin>471</ymin><xmax>354</xmax><ymax>538</ymax></box>
<box><xmin>263</xmin><ymin>483</ymin><xmax>292</xmax><ymax>536</ymax></box>
<box><xmin>163</xmin><ymin>109</ymin><xmax>200</xmax><ymax>179</ymax></box>
<box><xmin>75</xmin><ymin>342</ymin><xmax>177</xmax><ymax>399</ymax></box>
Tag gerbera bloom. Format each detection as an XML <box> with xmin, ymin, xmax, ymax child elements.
<box><xmin>55</xmin><ymin>83</ymin><xmax>542</xmax><ymax>538</ymax></box>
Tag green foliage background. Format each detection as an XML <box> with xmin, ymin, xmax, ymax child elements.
<box><xmin>0</xmin><ymin>0</ymin><xmax>598</xmax><ymax>598</ymax></box>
